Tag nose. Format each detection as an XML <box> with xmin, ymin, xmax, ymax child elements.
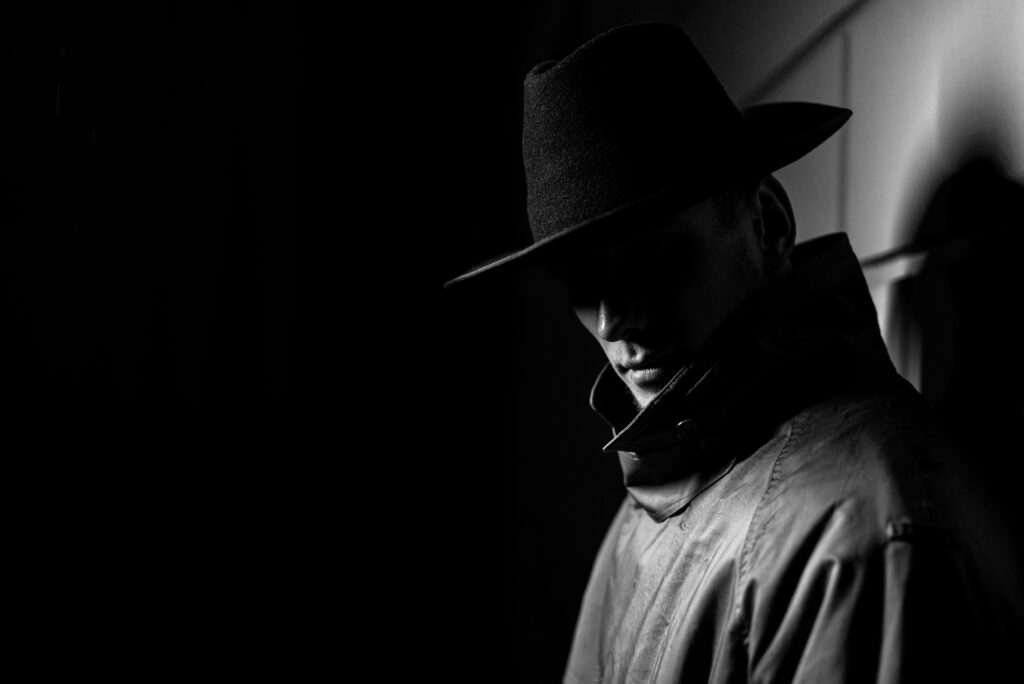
<box><xmin>596</xmin><ymin>296</ymin><xmax>645</xmax><ymax>341</ymax></box>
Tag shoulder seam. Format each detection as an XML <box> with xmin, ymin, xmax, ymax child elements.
<box><xmin>732</xmin><ymin>412</ymin><xmax>807</xmax><ymax>642</ymax></box>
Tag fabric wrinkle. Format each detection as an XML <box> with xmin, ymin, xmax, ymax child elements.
<box><xmin>563</xmin><ymin>233</ymin><xmax>1006</xmax><ymax>683</ymax></box>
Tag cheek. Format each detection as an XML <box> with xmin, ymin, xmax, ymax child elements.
<box><xmin>657</xmin><ymin>294</ymin><xmax>709</xmax><ymax>347</ymax></box>
<box><xmin>655</xmin><ymin>263</ymin><xmax>737</xmax><ymax>346</ymax></box>
<box><xmin>677</xmin><ymin>250</ymin><xmax>761</xmax><ymax>341</ymax></box>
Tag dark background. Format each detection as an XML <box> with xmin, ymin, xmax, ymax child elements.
<box><xmin>1</xmin><ymin>2</ymin><xmax>301</xmax><ymax>438</ymax></box>
<box><xmin>1</xmin><ymin>2</ymin><xmax>333</xmax><ymax>674</ymax></box>
<box><xmin>0</xmin><ymin>1</ymin><xmax>706</xmax><ymax>675</ymax></box>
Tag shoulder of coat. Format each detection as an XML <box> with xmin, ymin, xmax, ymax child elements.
<box><xmin>750</xmin><ymin>384</ymin><xmax>964</xmax><ymax>554</ymax></box>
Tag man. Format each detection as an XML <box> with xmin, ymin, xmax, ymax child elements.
<box><xmin>445</xmin><ymin>22</ymin><xmax>1013</xmax><ymax>683</ymax></box>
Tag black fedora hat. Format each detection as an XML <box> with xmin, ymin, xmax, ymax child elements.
<box><xmin>444</xmin><ymin>21</ymin><xmax>851</xmax><ymax>288</ymax></box>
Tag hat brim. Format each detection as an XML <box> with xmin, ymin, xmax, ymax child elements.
<box><xmin>444</xmin><ymin>102</ymin><xmax>851</xmax><ymax>289</ymax></box>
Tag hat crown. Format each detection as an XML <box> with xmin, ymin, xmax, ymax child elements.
<box><xmin>522</xmin><ymin>22</ymin><xmax>744</xmax><ymax>242</ymax></box>
<box><xmin>442</xmin><ymin>21</ymin><xmax>849</xmax><ymax>289</ymax></box>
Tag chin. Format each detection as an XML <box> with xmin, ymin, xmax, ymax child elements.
<box><xmin>630</xmin><ymin>387</ymin><xmax>658</xmax><ymax>410</ymax></box>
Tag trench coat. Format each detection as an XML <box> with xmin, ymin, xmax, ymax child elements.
<box><xmin>564</xmin><ymin>233</ymin><xmax>1011</xmax><ymax>683</ymax></box>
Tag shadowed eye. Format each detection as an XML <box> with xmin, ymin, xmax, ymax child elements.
<box><xmin>548</xmin><ymin>260</ymin><xmax>604</xmax><ymax>305</ymax></box>
<box><xmin>616</xmin><ymin>234</ymin><xmax>688</xmax><ymax>286</ymax></box>
<box><xmin>559</xmin><ymin>271</ymin><xmax>601</xmax><ymax>306</ymax></box>
<box><xmin>548</xmin><ymin>232</ymin><xmax>689</xmax><ymax>303</ymax></box>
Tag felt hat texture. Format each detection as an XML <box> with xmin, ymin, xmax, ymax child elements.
<box><xmin>445</xmin><ymin>22</ymin><xmax>851</xmax><ymax>288</ymax></box>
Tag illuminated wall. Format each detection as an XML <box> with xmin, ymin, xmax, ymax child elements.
<box><xmin>682</xmin><ymin>0</ymin><xmax>1024</xmax><ymax>390</ymax></box>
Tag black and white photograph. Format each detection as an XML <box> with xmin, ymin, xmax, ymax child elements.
<box><xmin>4</xmin><ymin>0</ymin><xmax>1023</xmax><ymax>680</ymax></box>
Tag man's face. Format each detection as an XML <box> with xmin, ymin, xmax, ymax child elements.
<box><xmin>551</xmin><ymin>194</ymin><xmax>766</xmax><ymax>409</ymax></box>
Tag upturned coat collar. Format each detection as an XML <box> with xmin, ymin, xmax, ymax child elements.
<box><xmin>588</xmin><ymin>233</ymin><xmax>897</xmax><ymax>521</ymax></box>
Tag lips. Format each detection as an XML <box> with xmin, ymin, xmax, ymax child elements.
<box><xmin>620</xmin><ymin>355</ymin><xmax>671</xmax><ymax>389</ymax></box>
<box><xmin>619</xmin><ymin>348</ymin><xmax>688</xmax><ymax>391</ymax></box>
<box><xmin>625</xmin><ymin>365</ymin><xmax>669</xmax><ymax>389</ymax></box>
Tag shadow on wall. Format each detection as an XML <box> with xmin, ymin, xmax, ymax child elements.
<box><xmin>879</xmin><ymin>12</ymin><xmax>1024</xmax><ymax>641</ymax></box>
<box><xmin>890</xmin><ymin>153</ymin><xmax>1023</xmax><ymax>411</ymax></box>
<box><xmin>885</xmin><ymin>40</ymin><xmax>1024</xmax><ymax>595</ymax></box>
<box><xmin>886</xmin><ymin>148</ymin><xmax>1024</xmax><ymax>632</ymax></box>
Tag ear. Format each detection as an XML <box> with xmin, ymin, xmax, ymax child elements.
<box><xmin>753</xmin><ymin>175</ymin><xmax>796</xmax><ymax>271</ymax></box>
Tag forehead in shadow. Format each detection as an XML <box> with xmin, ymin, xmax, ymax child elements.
<box><xmin>546</xmin><ymin>200</ymin><xmax>723</xmax><ymax>295</ymax></box>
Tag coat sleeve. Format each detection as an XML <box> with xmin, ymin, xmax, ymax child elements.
<box><xmin>744</xmin><ymin>514</ymin><xmax>997</xmax><ymax>684</ymax></box>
